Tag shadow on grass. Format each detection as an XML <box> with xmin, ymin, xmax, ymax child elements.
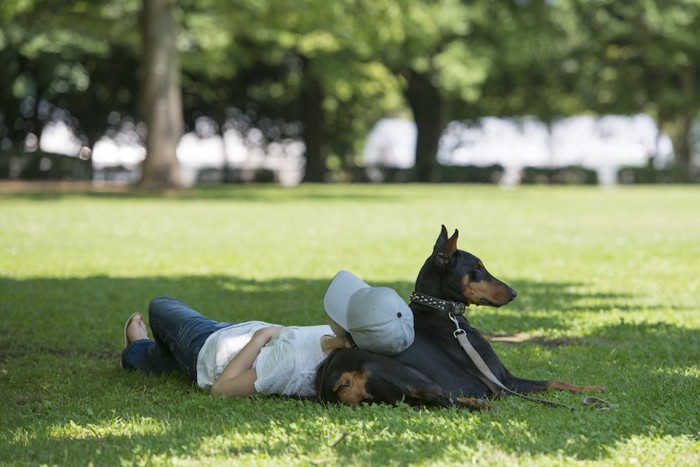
<box><xmin>1</xmin><ymin>274</ymin><xmax>698</xmax><ymax>463</ymax></box>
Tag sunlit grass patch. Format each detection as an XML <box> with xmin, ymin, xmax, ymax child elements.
<box><xmin>48</xmin><ymin>416</ymin><xmax>167</xmax><ymax>440</ymax></box>
<box><xmin>1</xmin><ymin>184</ymin><xmax>698</xmax><ymax>465</ymax></box>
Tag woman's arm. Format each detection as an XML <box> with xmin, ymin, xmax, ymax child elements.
<box><xmin>211</xmin><ymin>326</ymin><xmax>282</xmax><ymax>397</ymax></box>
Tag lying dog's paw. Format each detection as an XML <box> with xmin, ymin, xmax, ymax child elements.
<box><xmin>456</xmin><ymin>397</ymin><xmax>492</xmax><ymax>411</ymax></box>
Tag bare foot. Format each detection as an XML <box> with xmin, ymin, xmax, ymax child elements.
<box><xmin>125</xmin><ymin>313</ymin><xmax>148</xmax><ymax>345</ymax></box>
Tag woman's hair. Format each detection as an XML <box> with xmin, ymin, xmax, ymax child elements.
<box><xmin>313</xmin><ymin>348</ymin><xmax>343</xmax><ymax>402</ymax></box>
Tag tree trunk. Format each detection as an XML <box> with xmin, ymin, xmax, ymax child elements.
<box><xmin>300</xmin><ymin>68</ymin><xmax>328</xmax><ymax>183</ymax></box>
<box><xmin>673</xmin><ymin>67</ymin><xmax>696</xmax><ymax>182</ymax></box>
<box><xmin>671</xmin><ymin>115</ymin><xmax>694</xmax><ymax>183</ymax></box>
<box><xmin>404</xmin><ymin>72</ymin><xmax>450</xmax><ymax>182</ymax></box>
<box><xmin>139</xmin><ymin>0</ymin><xmax>184</xmax><ymax>189</ymax></box>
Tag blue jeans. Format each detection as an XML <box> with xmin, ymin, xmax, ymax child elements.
<box><xmin>121</xmin><ymin>297</ymin><xmax>233</xmax><ymax>382</ymax></box>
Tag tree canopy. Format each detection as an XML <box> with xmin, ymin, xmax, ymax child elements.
<box><xmin>1</xmin><ymin>0</ymin><xmax>698</xmax><ymax>185</ymax></box>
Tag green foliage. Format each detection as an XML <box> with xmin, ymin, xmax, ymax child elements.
<box><xmin>568</xmin><ymin>0</ymin><xmax>700</xmax><ymax>176</ymax></box>
<box><xmin>1</xmin><ymin>0</ymin><xmax>699</xmax><ymax>179</ymax></box>
<box><xmin>0</xmin><ymin>0</ymin><xmax>142</xmax><ymax>146</ymax></box>
<box><xmin>1</xmin><ymin>185</ymin><xmax>699</xmax><ymax>465</ymax></box>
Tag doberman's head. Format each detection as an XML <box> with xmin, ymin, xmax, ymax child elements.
<box><xmin>314</xmin><ymin>347</ymin><xmax>459</xmax><ymax>408</ymax></box>
<box><xmin>415</xmin><ymin>225</ymin><xmax>516</xmax><ymax>307</ymax></box>
<box><xmin>314</xmin><ymin>348</ymin><xmax>371</xmax><ymax>405</ymax></box>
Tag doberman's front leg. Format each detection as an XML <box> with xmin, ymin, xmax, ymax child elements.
<box><xmin>502</xmin><ymin>373</ymin><xmax>605</xmax><ymax>395</ymax></box>
<box><xmin>455</xmin><ymin>397</ymin><xmax>492</xmax><ymax>411</ymax></box>
<box><xmin>547</xmin><ymin>381</ymin><xmax>606</xmax><ymax>393</ymax></box>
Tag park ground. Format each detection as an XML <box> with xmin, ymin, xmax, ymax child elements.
<box><xmin>1</xmin><ymin>183</ymin><xmax>699</xmax><ymax>465</ymax></box>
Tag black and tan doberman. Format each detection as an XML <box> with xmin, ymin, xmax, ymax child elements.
<box><xmin>315</xmin><ymin>226</ymin><xmax>604</xmax><ymax>410</ymax></box>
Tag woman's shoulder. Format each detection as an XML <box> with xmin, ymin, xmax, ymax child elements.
<box><xmin>219</xmin><ymin>321</ymin><xmax>275</xmax><ymax>333</ymax></box>
<box><xmin>208</xmin><ymin>321</ymin><xmax>276</xmax><ymax>344</ymax></box>
<box><xmin>279</xmin><ymin>324</ymin><xmax>333</xmax><ymax>340</ymax></box>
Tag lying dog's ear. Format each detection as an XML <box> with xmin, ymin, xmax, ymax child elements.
<box><xmin>332</xmin><ymin>371</ymin><xmax>371</xmax><ymax>405</ymax></box>
<box><xmin>436</xmin><ymin>229</ymin><xmax>459</xmax><ymax>269</ymax></box>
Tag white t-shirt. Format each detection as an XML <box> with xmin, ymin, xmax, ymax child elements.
<box><xmin>196</xmin><ymin>322</ymin><xmax>332</xmax><ymax>397</ymax></box>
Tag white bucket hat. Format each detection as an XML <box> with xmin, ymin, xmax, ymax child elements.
<box><xmin>323</xmin><ymin>270</ymin><xmax>415</xmax><ymax>356</ymax></box>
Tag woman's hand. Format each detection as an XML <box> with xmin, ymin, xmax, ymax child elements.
<box><xmin>321</xmin><ymin>334</ymin><xmax>354</xmax><ymax>353</ymax></box>
<box><xmin>211</xmin><ymin>326</ymin><xmax>283</xmax><ymax>397</ymax></box>
<box><xmin>253</xmin><ymin>326</ymin><xmax>282</xmax><ymax>345</ymax></box>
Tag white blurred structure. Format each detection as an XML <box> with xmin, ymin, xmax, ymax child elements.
<box><xmin>40</xmin><ymin>117</ymin><xmax>306</xmax><ymax>186</ymax></box>
<box><xmin>38</xmin><ymin>113</ymin><xmax>678</xmax><ymax>186</ymax></box>
<box><xmin>365</xmin><ymin>114</ymin><xmax>675</xmax><ymax>186</ymax></box>
<box><xmin>91</xmin><ymin>121</ymin><xmax>147</xmax><ymax>184</ymax></box>
<box><xmin>364</xmin><ymin>118</ymin><xmax>417</xmax><ymax>169</ymax></box>
<box><xmin>39</xmin><ymin>121</ymin><xmax>83</xmax><ymax>156</ymax></box>
<box><xmin>363</xmin><ymin>118</ymin><xmax>416</xmax><ymax>182</ymax></box>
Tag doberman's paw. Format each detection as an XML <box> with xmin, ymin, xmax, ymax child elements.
<box><xmin>548</xmin><ymin>381</ymin><xmax>606</xmax><ymax>394</ymax></box>
<box><xmin>579</xmin><ymin>384</ymin><xmax>607</xmax><ymax>394</ymax></box>
<box><xmin>456</xmin><ymin>397</ymin><xmax>492</xmax><ymax>411</ymax></box>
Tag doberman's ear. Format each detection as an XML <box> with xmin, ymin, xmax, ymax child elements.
<box><xmin>435</xmin><ymin>229</ymin><xmax>459</xmax><ymax>269</ymax></box>
<box><xmin>332</xmin><ymin>375</ymin><xmax>351</xmax><ymax>393</ymax></box>
<box><xmin>434</xmin><ymin>225</ymin><xmax>449</xmax><ymax>251</ymax></box>
<box><xmin>332</xmin><ymin>371</ymin><xmax>370</xmax><ymax>405</ymax></box>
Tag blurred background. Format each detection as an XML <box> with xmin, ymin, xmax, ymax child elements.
<box><xmin>1</xmin><ymin>0</ymin><xmax>698</xmax><ymax>188</ymax></box>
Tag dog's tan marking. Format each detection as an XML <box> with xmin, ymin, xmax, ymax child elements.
<box><xmin>463</xmin><ymin>277</ymin><xmax>513</xmax><ymax>307</ymax></box>
<box><xmin>548</xmin><ymin>381</ymin><xmax>606</xmax><ymax>393</ymax></box>
<box><xmin>456</xmin><ymin>397</ymin><xmax>492</xmax><ymax>410</ymax></box>
<box><xmin>333</xmin><ymin>371</ymin><xmax>371</xmax><ymax>405</ymax></box>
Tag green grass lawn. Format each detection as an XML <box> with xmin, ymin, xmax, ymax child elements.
<box><xmin>1</xmin><ymin>184</ymin><xmax>699</xmax><ymax>465</ymax></box>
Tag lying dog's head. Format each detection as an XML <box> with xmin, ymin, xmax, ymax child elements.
<box><xmin>314</xmin><ymin>348</ymin><xmax>373</xmax><ymax>405</ymax></box>
<box><xmin>415</xmin><ymin>225</ymin><xmax>516</xmax><ymax>307</ymax></box>
<box><xmin>314</xmin><ymin>347</ymin><xmax>457</xmax><ymax>408</ymax></box>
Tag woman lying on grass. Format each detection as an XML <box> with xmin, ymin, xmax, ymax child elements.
<box><xmin>120</xmin><ymin>271</ymin><xmax>414</xmax><ymax>398</ymax></box>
